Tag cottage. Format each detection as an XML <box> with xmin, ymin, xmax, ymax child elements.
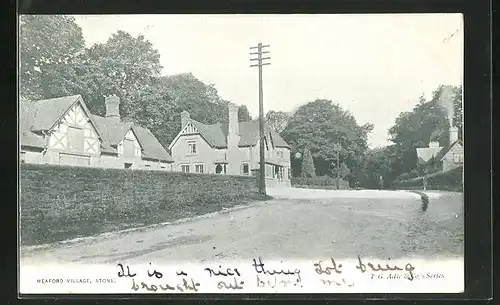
<box><xmin>20</xmin><ymin>94</ymin><xmax>173</xmax><ymax>170</ymax></box>
<box><xmin>168</xmin><ymin>103</ymin><xmax>292</xmax><ymax>187</ymax></box>
<box><xmin>416</xmin><ymin>126</ymin><xmax>463</xmax><ymax>173</ymax></box>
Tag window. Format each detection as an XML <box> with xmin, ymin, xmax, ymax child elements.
<box><xmin>145</xmin><ymin>164</ymin><xmax>151</xmax><ymax>169</ymax></box>
<box><xmin>181</xmin><ymin>165</ymin><xmax>190</xmax><ymax>173</ymax></box>
<box><xmin>161</xmin><ymin>166</ymin><xmax>166</xmax><ymax>169</ymax></box>
<box><xmin>242</xmin><ymin>163</ymin><xmax>249</xmax><ymax>175</ymax></box>
<box><xmin>453</xmin><ymin>152</ymin><xmax>463</xmax><ymax>163</ymax></box>
<box><xmin>215</xmin><ymin>164</ymin><xmax>223</xmax><ymax>174</ymax></box>
<box><xmin>67</xmin><ymin>126</ymin><xmax>84</xmax><ymax>152</ymax></box>
<box><xmin>124</xmin><ymin>163</ymin><xmax>132</xmax><ymax>169</ymax></box>
<box><xmin>123</xmin><ymin>139</ymin><xmax>136</xmax><ymax>157</ymax></box>
<box><xmin>187</xmin><ymin>141</ymin><xmax>197</xmax><ymax>155</ymax></box>
<box><xmin>195</xmin><ymin>164</ymin><xmax>204</xmax><ymax>173</ymax></box>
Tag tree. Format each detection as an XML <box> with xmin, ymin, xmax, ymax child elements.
<box><xmin>359</xmin><ymin>146</ymin><xmax>396</xmax><ymax>189</ymax></box>
<box><xmin>19</xmin><ymin>15</ymin><xmax>85</xmax><ymax>100</ymax></box>
<box><xmin>301</xmin><ymin>148</ymin><xmax>316</xmax><ymax>177</ymax></box>
<box><xmin>386</xmin><ymin>84</ymin><xmax>462</xmax><ymax>183</ymax></box>
<box><xmin>282</xmin><ymin>99</ymin><xmax>373</xmax><ymax>185</ymax></box>
<box><xmin>73</xmin><ymin>31</ymin><xmax>163</xmax><ymax>117</ymax></box>
<box><xmin>265</xmin><ymin>110</ymin><xmax>290</xmax><ymax>134</ymax></box>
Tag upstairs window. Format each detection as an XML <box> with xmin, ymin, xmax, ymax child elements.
<box><xmin>67</xmin><ymin>126</ymin><xmax>84</xmax><ymax>152</ymax></box>
<box><xmin>242</xmin><ymin>163</ymin><xmax>249</xmax><ymax>175</ymax></box>
<box><xmin>187</xmin><ymin>140</ymin><xmax>197</xmax><ymax>155</ymax></box>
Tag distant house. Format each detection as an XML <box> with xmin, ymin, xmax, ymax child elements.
<box><xmin>20</xmin><ymin>94</ymin><xmax>173</xmax><ymax>170</ymax></box>
<box><xmin>416</xmin><ymin>126</ymin><xmax>463</xmax><ymax>173</ymax></box>
<box><xmin>168</xmin><ymin>103</ymin><xmax>292</xmax><ymax>187</ymax></box>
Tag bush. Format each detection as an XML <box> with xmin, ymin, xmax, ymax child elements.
<box><xmin>427</xmin><ymin>166</ymin><xmax>463</xmax><ymax>191</ymax></box>
<box><xmin>291</xmin><ymin>175</ymin><xmax>349</xmax><ymax>189</ymax></box>
<box><xmin>393</xmin><ymin>166</ymin><xmax>463</xmax><ymax>191</ymax></box>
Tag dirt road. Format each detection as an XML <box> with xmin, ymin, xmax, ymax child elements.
<box><xmin>20</xmin><ymin>189</ymin><xmax>463</xmax><ymax>265</ymax></box>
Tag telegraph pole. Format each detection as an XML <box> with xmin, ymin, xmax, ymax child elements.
<box><xmin>334</xmin><ymin>143</ymin><xmax>341</xmax><ymax>190</ymax></box>
<box><xmin>250</xmin><ymin>42</ymin><xmax>270</xmax><ymax>195</ymax></box>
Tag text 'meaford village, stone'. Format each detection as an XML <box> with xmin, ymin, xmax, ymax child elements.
<box><xmin>20</xmin><ymin>94</ymin><xmax>292</xmax><ymax>186</ymax></box>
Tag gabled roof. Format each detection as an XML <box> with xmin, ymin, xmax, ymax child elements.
<box><xmin>29</xmin><ymin>95</ymin><xmax>81</xmax><ymax>131</ymax></box>
<box><xmin>133</xmin><ymin>125</ymin><xmax>173</xmax><ymax>162</ymax></box>
<box><xmin>416</xmin><ymin>146</ymin><xmax>443</xmax><ymax>164</ymax></box>
<box><xmin>92</xmin><ymin>115</ymin><xmax>133</xmax><ymax>146</ymax></box>
<box><xmin>172</xmin><ymin>117</ymin><xmax>291</xmax><ymax>149</ymax></box>
<box><xmin>20</xmin><ymin>95</ymin><xmax>103</xmax><ymax>140</ymax></box>
<box><xmin>20</xmin><ymin>95</ymin><xmax>173</xmax><ymax>162</ymax></box>
<box><xmin>92</xmin><ymin>115</ymin><xmax>173</xmax><ymax>162</ymax></box>
<box><xmin>438</xmin><ymin>139</ymin><xmax>463</xmax><ymax>161</ymax></box>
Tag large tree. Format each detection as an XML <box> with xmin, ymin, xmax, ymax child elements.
<box><xmin>386</xmin><ymin>84</ymin><xmax>462</xmax><ymax>183</ymax></box>
<box><xmin>282</xmin><ymin>99</ymin><xmax>373</xmax><ymax>185</ymax></box>
<box><xmin>73</xmin><ymin>31</ymin><xmax>163</xmax><ymax>117</ymax></box>
<box><xmin>265</xmin><ymin>110</ymin><xmax>290</xmax><ymax>134</ymax></box>
<box><xmin>19</xmin><ymin>15</ymin><xmax>85</xmax><ymax>100</ymax></box>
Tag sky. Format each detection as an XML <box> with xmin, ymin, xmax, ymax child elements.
<box><xmin>73</xmin><ymin>14</ymin><xmax>463</xmax><ymax>148</ymax></box>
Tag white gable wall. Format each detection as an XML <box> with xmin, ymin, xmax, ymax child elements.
<box><xmin>117</xmin><ymin>129</ymin><xmax>142</xmax><ymax>158</ymax></box>
<box><xmin>43</xmin><ymin>101</ymin><xmax>101</xmax><ymax>167</ymax></box>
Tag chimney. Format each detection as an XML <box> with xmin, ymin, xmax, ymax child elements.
<box><xmin>105</xmin><ymin>95</ymin><xmax>120</xmax><ymax>123</ymax></box>
<box><xmin>228</xmin><ymin>103</ymin><xmax>239</xmax><ymax>136</ymax></box>
<box><xmin>181</xmin><ymin>111</ymin><xmax>190</xmax><ymax>129</ymax></box>
<box><xmin>226</xmin><ymin>103</ymin><xmax>241</xmax><ymax>175</ymax></box>
<box><xmin>449</xmin><ymin>126</ymin><xmax>459</xmax><ymax>145</ymax></box>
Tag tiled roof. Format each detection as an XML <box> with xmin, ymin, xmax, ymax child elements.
<box><xmin>19</xmin><ymin>100</ymin><xmax>45</xmax><ymax>149</ymax></box>
<box><xmin>20</xmin><ymin>95</ymin><xmax>172</xmax><ymax>162</ymax></box>
<box><xmin>92</xmin><ymin>115</ymin><xmax>173</xmax><ymax>162</ymax></box>
<box><xmin>29</xmin><ymin>95</ymin><xmax>82</xmax><ymax>131</ymax></box>
<box><xmin>133</xmin><ymin>125</ymin><xmax>173</xmax><ymax>162</ymax></box>
<box><xmin>92</xmin><ymin>115</ymin><xmax>132</xmax><ymax>146</ymax></box>
<box><xmin>437</xmin><ymin>139</ymin><xmax>463</xmax><ymax>161</ymax></box>
<box><xmin>185</xmin><ymin>118</ymin><xmax>290</xmax><ymax>149</ymax></box>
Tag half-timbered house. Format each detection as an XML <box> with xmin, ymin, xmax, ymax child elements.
<box><xmin>20</xmin><ymin>94</ymin><xmax>173</xmax><ymax>170</ymax></box>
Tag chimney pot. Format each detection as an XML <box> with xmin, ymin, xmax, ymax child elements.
<box><xmin>105</xmin><ymin>95</ymin><xmax>120</xmax><ymax>123</ymax></box>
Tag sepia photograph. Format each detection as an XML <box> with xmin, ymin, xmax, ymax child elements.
<box><xmin>19</xmin><ymin>14</ymin><xmax>464</xmax><ymax>294</ymax></box>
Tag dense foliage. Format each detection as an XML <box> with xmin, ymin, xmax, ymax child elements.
<box><xmin>282</xmin><ymin>99</ymin><xmax>373</xmax><ymax>186</ymax></box>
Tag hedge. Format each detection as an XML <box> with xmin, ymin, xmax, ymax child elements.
<box><xmin>291</xmin><ymin>176</ymin><xmax>350</xmax><ymax>190</ymax></box>
<box><xmin>393</xmin><ymin>166</ymin><xmax>463</xmax><ymax>192</ymax></box>
<box><xmin>20</xmin><ymin>164</ymin><xmax>267</xmax><ymax>246</ymax></box>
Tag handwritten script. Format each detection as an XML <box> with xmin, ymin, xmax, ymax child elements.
<box><xmin>114</xmin><ymin>256</ymin><xmax>429</xmax><ymax>292</ymax></box>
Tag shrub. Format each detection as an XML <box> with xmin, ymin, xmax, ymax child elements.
<box><xmin>427</xmin><ymin>166</ymin><xmax>463</xmax><ymax>191</ymax></box>
<box><xmin>301</xmin><ymin>148</ymin><xmax>316</xmax><ymax>177</ymax></box>
<box><xmin>393</xmin><ymin>166</ymin><xmax>463</xmax><ymax>191</ymax></box>
<box><xmin>291</xmin><ymin>175</ymin><xmax>349</xmax><ymax>189</ymax></box>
